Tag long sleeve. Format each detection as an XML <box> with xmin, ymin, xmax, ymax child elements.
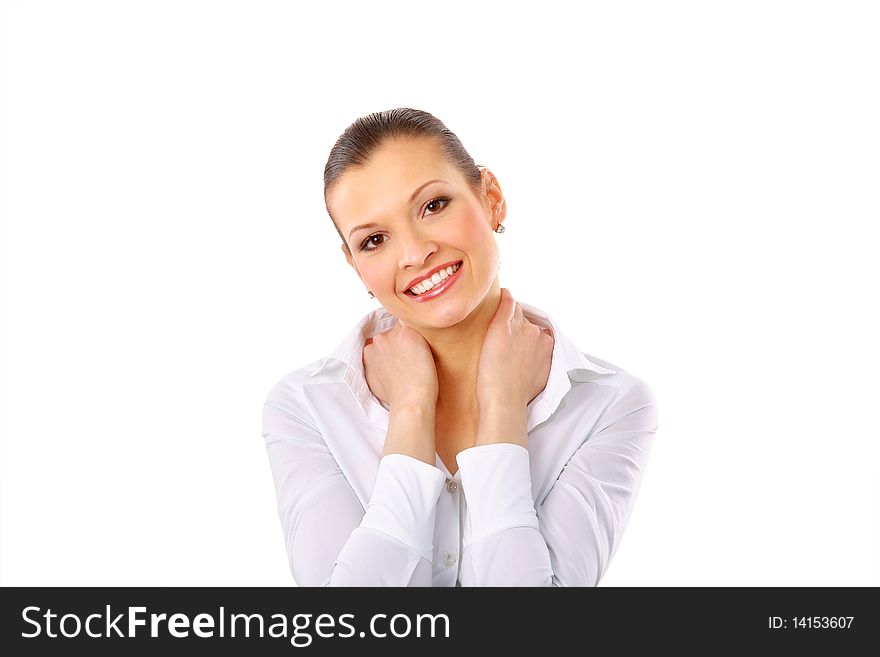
<box><xmin>457</xmin><ymin>378</ymin><xmax>658</xmax><ymax>587</ymax></box>
<box><xmin>262</xmin><ymin>394</ymin><xmax>446</xmax><ymax>586</ymax></box>
<box><xmin>457</xmin><ymin>443</ymin><xmax>554</xmax><ymax>586</ymax></box>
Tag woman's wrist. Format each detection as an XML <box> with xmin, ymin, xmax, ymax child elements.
<box><xmin>475</xmin><ymin>401</ymin><xmax>528</xmax><ymax>449</ymax></box>
<box><xmin>390</xmin><ymin>390</ymin><xmax>437</xmax><ymax>411</ymax></box>
<box><xmin>384</xmin><ymin>402</ymin><xmax>437</xmax><ymax>465</ymax></box>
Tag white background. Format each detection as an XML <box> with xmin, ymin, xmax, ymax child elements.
<box><xmin>1</xmin><ymin>0</ymin><xmax>878</xmax><ymax>586</ymax></box>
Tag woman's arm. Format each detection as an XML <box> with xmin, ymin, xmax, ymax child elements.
<box><xmin>458</xmin><ymin>377</ymin><xmax>658</xmax><ymax>586</ymax></box>
<box><xmin>262</xmin><ymin>387</ymin><xmax>445</xmax><ymax>586</ymax></box>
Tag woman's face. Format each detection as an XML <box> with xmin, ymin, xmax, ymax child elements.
<box><xmin>328</xmin><ymin>137</ymin><xmax>507</xmax><ymax>330</ymax></box>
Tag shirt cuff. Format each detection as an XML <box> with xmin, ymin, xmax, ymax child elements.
<box><xmin>359</xmin><ymin>453</ymin><xmax>446</xmax><ymax>561</ymax></box>
<box><xmin>457</xmin><ymin>443</ymin><xmax>539</xmax><ymax>545</ymax></box>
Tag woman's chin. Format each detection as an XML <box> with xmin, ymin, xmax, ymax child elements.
<box><xmin>400</xmin><ymin>298</ymin><xmax>474</xmax><ymax>329</ymax></box>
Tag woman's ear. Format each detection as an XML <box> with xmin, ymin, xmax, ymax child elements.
<box><xmin>481</xmin><ymin>168</ymin><xmax>507</xmax><ymax>225</ymax></box>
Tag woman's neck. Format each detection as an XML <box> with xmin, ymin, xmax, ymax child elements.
<box><xmin>415</xmin><ymin>282</ymin><xmax>501</xmax><ymax>413</ymax></box>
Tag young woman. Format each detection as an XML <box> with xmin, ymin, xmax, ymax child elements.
<box><xmin>261</xmin><ymin>108</ymin><xmax>658</xmax><ymax>586</ymax></box>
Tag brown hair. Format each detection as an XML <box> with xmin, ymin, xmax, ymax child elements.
<box><xmin>323</xmin><ymin>108</ymin><xmax>483</xmax><ymax>251</ymax></box>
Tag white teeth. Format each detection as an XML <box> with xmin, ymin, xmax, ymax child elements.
<box><xmin>409</xmin><ymin>262</ymin><xmax>461</xmax><ymax>296</ymax></box>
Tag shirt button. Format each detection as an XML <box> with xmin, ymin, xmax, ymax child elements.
<box><xmin>444</xmin><ymin>552</ymin><xmax>458</xmax><ymax>567</ymax></box>
<box><xmin>446</xmin><ymin>479</ymin><xmax>458</xmax><ymax>493</ymax></box>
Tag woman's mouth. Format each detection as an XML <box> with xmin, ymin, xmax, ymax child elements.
<box><xmin>404</xmin><ymin>261</ymin><xmax>463</xmax><ymax>302</ymax></box>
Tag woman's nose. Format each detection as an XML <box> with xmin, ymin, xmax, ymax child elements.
<box><xmin>397</xmin><ymin>232</ymin><xmax>438</xmax><ymax>269</ymax></box>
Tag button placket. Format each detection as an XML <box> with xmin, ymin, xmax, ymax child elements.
<box><xmin>438</xmin><ymin>476</ymin><xmax>462</xmax><ymax>580</ymax></box>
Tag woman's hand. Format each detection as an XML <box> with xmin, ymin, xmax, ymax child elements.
<box><xmin>475</xmin><ymin>288</ymin><xmax>554</xmax><ymax>410</ymax></box>
<box><xmin>364</xmin><ymin>319</ymin><xmax>439</xmax><ymax>464</ymax></box>
<box><xmin>363</xmin><ymin>318</ymin><xmax>438</xmax><ymax>409</ymax></box>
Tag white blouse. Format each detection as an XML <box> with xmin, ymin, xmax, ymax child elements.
<box><xmin>261</xmin><ymin>301</ymin><xmax>658</xmax><ymax>587</ymax></box>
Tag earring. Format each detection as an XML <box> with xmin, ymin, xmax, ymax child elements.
<box><xmin>368</xmin><ymin>291</ymin><xmax>375</xmax><ymax>299</ymax></box>
<box><xmin>495</xmin><ymin>224</ymin><xmax>506</xmax><ymax>234</ymax></box>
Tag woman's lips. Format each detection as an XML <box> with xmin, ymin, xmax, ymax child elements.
<box><xmin>405</xmin><ymin>261</ymin><xmax>463</xmax><ymax>302</ymax></box>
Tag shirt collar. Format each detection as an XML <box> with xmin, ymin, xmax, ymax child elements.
<box><xmin>307</xmin><ymin>301</ymin><xmax>616</xmax><ymax>433</ymax></box>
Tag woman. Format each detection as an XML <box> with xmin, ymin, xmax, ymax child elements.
<box><xmin>261</xmin><ymin>108</ymin><xmax>658</xmax><ymax>587</ymax></box>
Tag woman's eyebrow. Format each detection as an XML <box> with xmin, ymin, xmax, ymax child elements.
<box><xmin>408</xmin><ymin>179</ymin><xmax>446</xmax><ymax>202</ymax></box>
<box><xmin>347</xmin><ymin>179</ymin><xmax>448</xmax><ymax>240</ymax></box>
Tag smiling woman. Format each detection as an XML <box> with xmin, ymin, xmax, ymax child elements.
<box><xmin>260</xmin><ymin>108</ymin><xmax>659</xmax><ymax>587</ymax></box>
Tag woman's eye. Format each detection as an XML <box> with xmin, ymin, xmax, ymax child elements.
<box><xmin>360</xmin><ymin>234</ymin><xmax>386</xmax><ymax>252</ymax></box>
<box><xmin>425</xmin><ymin>196</ymin><xmax>450</xmax><ymax>215</ymax></box>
